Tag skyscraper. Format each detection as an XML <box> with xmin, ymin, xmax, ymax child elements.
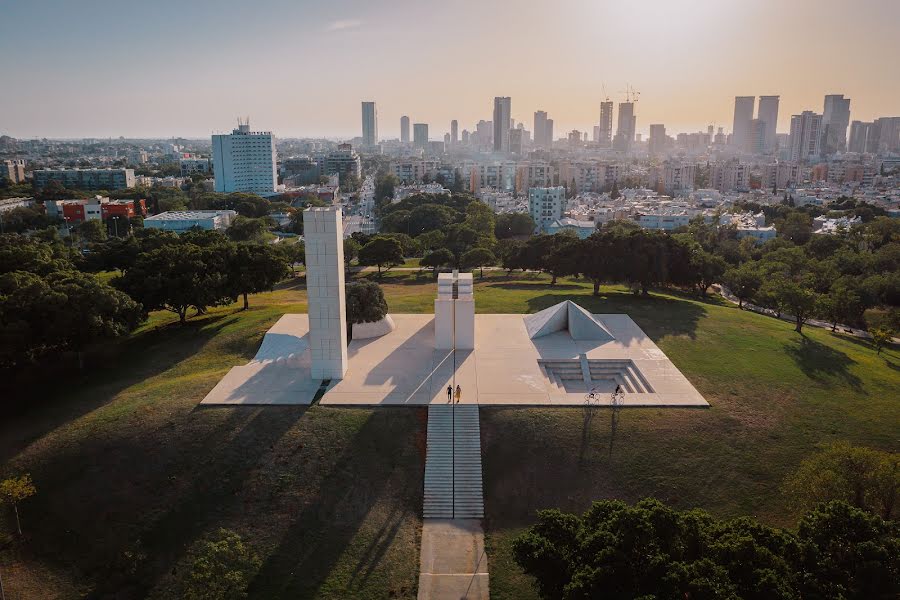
<box><xmin>847</xmin><ymin>121</ymin><xmax>872</xmax><ymax>153</ymax></box>
<box><xmin>493</xmin><ymin>96</ymin><xmax>511</xmax><ymax>152</ymax></box>
<box><xmin>599</xmin><ymin>101</ymin><xmax>614</xmax><ymax>147</ymax></box>
<box><xmin>211</xmin><ymin>120</ymin><xmax>276</xmax><ymax>194</ymax></box>
<box><xmin>613</xmin><ymin>102</ymin><xmax>634</xmax><ymax>151</ymax></box>
<box><xmin>413</xmin><ymin>123</ymin><xmax>429</xmax><ymax>149</ymax></box>
<box><xmin>545</xmin><ymin>118</ymin><xmax>554</xmax><ymax>147</ymax></box>
<box><xmin>732</xmin><ymin>96</ymin><xmax>755</xmax><ymax>151</ymax></box>
<box><xmin>400</xmin><ymin>116</ymin><xmax>410</xmax><ymax>143</ymax></box>
<box><xmin>534</xmin><ymin>110</ymin><xmax>549</xmax><ymax>148</ymax></box>
<box><xmin>822</xmin><ymin>94</ymin><xmax>851</xmax><ymax>154</ymax></box>
<box><xmin>450</xmin><ymin>120</ymin><xmax>458</xmax><ymax>146</ymax></box>
<box><xmin>757</xmin><ymin>95</ymin><xmax>780</xmax><ymax>152</ymax></box>
<box><xmin>361</xmin><ymin>101</ymin><xmax>378</xmax><ymax>147</ymax></box>
<box><xmin>648</xmin><ymin>124</ymin><xmax>666</xmax><ymax>157</ymax></box>
<box><xmin>789</xmin><ymin>111</ymin><xmax>822</xmax><ymax>162</ymax></box>
<box><xmin>748</xmin><ymin>119</ymin><xmax>766</xmax><ymax>154</ymax></box>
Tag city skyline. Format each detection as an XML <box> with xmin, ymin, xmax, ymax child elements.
<box><xmin>1</xmin><ymin>0</ymin><xmax>899</xmax><ymax>139</ymax></box>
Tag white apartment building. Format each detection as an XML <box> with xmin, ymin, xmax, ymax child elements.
<box><xmin>638</xmin><ymin>213</ymin><xmax>692</xmax><ymax>230</ymax></box>
<box><xmin>661</xmin><ymin>162</ymin><xmax>697</xmax><ymax>194</ymax></box>
<box><xmin>211</xmin><ymin>122</ymin><xmax>277</xmax><ymax>194</ymax></box>
<box><xmin>529</xmin><ymin>186</ymin><xmax>566</xmax><ymax>232</ymax></box>
<box><xmin>789</xmin><ymin>111</ymin><xmax>822</xmax><ymax>162</ymax></box>
<box><xmin>392</xmin><ymin>159</ymin><xmax>439</xmax><ymax>183</ymax></box>
<box><xmin>514</xmin><ymin>161</ymin><xmax>555</xmax><ymax>194</ymax></box>
<box><xmin>558</xmin><ymin>161</ymin><xmax>623</xmax><ymax>193</ymax></box>
<box><xmin>764</xmin><ymin>162</ymin><xmax>803</xmax><ymax>190</ymax></box>
<box><xmin>709</xmin><ymin>161</ymin><xmax>750</xmax><ymax>192</ymax></box>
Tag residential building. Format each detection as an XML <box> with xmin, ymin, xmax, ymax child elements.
<box><xmin>3</xmin><ymin>159</ymin><xmax>25</xmax><ymax>184</ymax></box>
<box><xmin>322</xmin><ymin>144</ymin><xmax>361</xmax><ymax>183</ymax></box>
<box><xmin>547</xmin><ymin>218</ymin><xmax>596</xmax><ymax>239</ymax></box>
<box><xmin>493</xmin><ymin>97</ymin><xmax>511</xmax><ymax>152</ymax></box>
<box><xmin>764</xmin><ymin>162</ymin><xmax>803</xmax><ymax>190</ymax></box>
<box><xmin>661</xmin><ymin>162</ymin><xmax>696</xmax><ymax>194</ymax></box>
<box><xmin>748</xmin><ymin>119</ymin><xmax>766</xmax><ymax>154</ymax></box>
<box><xmin>509</xmin><ymin>128</ymin><xmax>524</xmax><ymax>154</ymax></box>
<box><xmin>788</xmin><ymin>111</ymin><xmax>822</xmax><ymax>162</ymax></box>
<box><xmin>848</xmin><ymin>121</ymin><xmax>872</xmax><ymax>153</ymax></box>
<box><xmin>413</xmin><ymin>123</ymin><xmax>429</xmax><ymax>149</ymax></box>
<box><xmin>533</xmin><ymin>110</ymin><xmax>549</xmax><ymax>148</ymax></box>
<box><xmin>211</xmin><ymin>121</ymin><xmax>277</xmax><ymax>193</ymax></box>
<box><xmin>361</xmin><ymin>101</ymin><xmax>378</xmax><ymax>147</ymax></box>
<box><xmin>144</xmin><ymin>210</ymin><xmax>237</xmax><ymax>232</ymax></box>
<box><xmin>648</xmin><ymin>124</ymin><xmax>667</xmax><ymax>157</ymax></box>
<box><xmin>613</xmin><ymin>102</ymin><xmax>635</xmax><ymax>151</ymax></box>
<box><xmin>732</xmin><ymin>96</ymin><xmax>755</xmax><ymax>151</ymax></box>
<box><xmin>822</xmin><ymin>94</ymin><xmax>851</xmax><ymax>154</ymax></box>
<box><xmin>282</xmin><ymin>156</ymin><xmax>321</xmax><ymax>185</ymax></box>
<box><xmin>528</xmin><ymin>186</ymin><xmax>566</xmax><ymax>232</ymax></box>
<box><xmin>638</xmin><ymin>213</ymin><xmax>692</xmax><ymax>231</ymax></box>
<box><xmin>400</xmin><ymin>116</ymin><xmax>410</xmax><ymax>143</ymax></box>
<box><xmin>33</xmin><ymin>168</ymin><xmax>135</xmax><ymax>191</ymax></box>
<box><xmin>709</xmin><ymin>160</ymin><xmax>750</xmax><ymax>192</ymax></box>
<box><xmin>450</xmin><ymin>120</ymin><xmax>458</xmax><ymax>146</ymax></box>
<box><xmin>598</xmin><ymin>101</ymin><xmax>613</xmax><ymax>147</ymax></box>
<box><xmin>180</xmin><ymin>157</ymin><xmax>210</xmax><ymax>176</ymax></box>
<box><xmin>757</xmin><ymin>95</ymin><xmax>780</xmax><ymax>152</ymax></box>
<box><xmin>871</xmin><ymin>117</ymin><xmax>900</xmax><ymax>153</ymax></box>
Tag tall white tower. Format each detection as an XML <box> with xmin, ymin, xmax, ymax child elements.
<box><xmin>303</xmin><ymin>207</ymin><xmax>348</xmax><ymax>380</ymax></box>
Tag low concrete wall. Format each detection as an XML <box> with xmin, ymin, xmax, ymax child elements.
<box><xmin>352</xmin><ymin>314</ymin><xmax>396</xmax><ymax>339</ymax></box>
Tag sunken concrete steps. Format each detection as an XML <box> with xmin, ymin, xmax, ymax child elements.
<box><xmin>423</xmin><ymin>405</ymin><xmax>484</xmax><ymax>519</ymax></box>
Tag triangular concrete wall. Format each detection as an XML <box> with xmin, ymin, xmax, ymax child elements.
<box><xmin>523</xmin><ymin>300</ymin><xmax>616</xmax><ymax>341</ymax></box>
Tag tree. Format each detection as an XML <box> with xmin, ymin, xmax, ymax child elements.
<box><xmin>461</xmin><ymin>247</ymin><xmax>496</xmax><ymax>277</ymax></box>
<box><xmin>495</xmin><ymin>212</ymin><xmax>536</xmax><ymax>238</ymax></box>
<box><xmin>689</xmin><ymin>248</ymin><xmax>728</xmax><ymax>296</ymax></box>
<box><xmin>345</xmin><ymin>280</ymin><xmax>388</xmax><ymax>340</ymax></box>
<box><xmin>609</xmin><ymin>180</ymin><xmax>620</xmax><ymax>199</ymax></box>
<box><xmin>776</xmin><ymin>281</ymin><xmax>818</xmax><ymax>333</ymax></box>
<box><xmin>421</xmin><ymin>248</ymin><xmax>455</xmax><ymax>277</ymax></box>
<box><xmin>343</xmin><ymin>237</ymin><xmax>361</xmax><ymax>270</ymax></box>
<box><xmin>464</xmin><ymin>200</ymin><xmax>495</xmax><ymax>237</ymax></box>
<box><xmin>227</xmin><ymin>244</ymin><xmax>289</xmax><ymax>310</ymax></box>
<box><xmin>0</xmin><ymin>270</ymin><xmax>143</xmax><ymax>369</ymax></box>
<box><xmin>226</xmin><ymin>216</ymin><xmax>271</xmax><ymax>243</ymax></box>
<box><xmin>182</xmin><ymin>529</ymin><xmax>261</xmax><ymax>600</ymax></box>
<box><xmin>784</xmin><ymin>441</ymin><xmax>899</xmax><ymax>520</ymax></box>
<box><xmin>117</xmin><ymin>244</ymin><xmax>232</xmax><ymax>323</ymax></box>
<box><xmin>870</xmin><ymin>327</ymin><xmax>893</xmax><ymax>355</ymax></box>
<box><xmin>817</xmin><ymin>284</ymin><xmax>862</xmax><ymax>331</ymax></box>
<box><xmin>723</xmin><ymin>264</ymin><xmax>762</xmax><ymax>309</ymax></box>
<box><xmin>357</xmin><ymin>236</ymin><xmax>403</xmax><ymax>276</ymax></box>
<box><xmin>78</xmin><ymin>219</ymin><xmax>107</xmax><ymax>243</ymax></box>
<box><xmin>0</xmin><ymin>474</ymin><xmax>36</xmax><ymax>536</ymax></box>
<box><xmin>513</xmin><ymin>497</ymin><xmax>900</xmax><ymax>600</ymax></box>
<box><xmin>778</xmin><ymin>211</ymin><xmax>813</xmax><ymax>245</ymax></box>
<box><xmin>406</xmin><ymin>203</ymin><xmax>456</xmax><ymax>235</ymax></box>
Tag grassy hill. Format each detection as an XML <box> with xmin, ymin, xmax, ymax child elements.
<box><xmin>1</xmin><ymin>270</ymin><xmax>897</xmax><ymax>599</ymax></box>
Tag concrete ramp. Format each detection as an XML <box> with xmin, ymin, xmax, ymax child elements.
<box><xmin>200</xmin><ymin>314</ymin><xmax>321</xmax><ymax>405</ymax></box>
<box><xmin>524</xmin><ymin>300</ymin><xmax>615</xmax><ymax>341</ymax></box>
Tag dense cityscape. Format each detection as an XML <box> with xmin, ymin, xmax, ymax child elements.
<box><xmin>1</xmin><ymin>1</ymin><xmax>898</xmax><ymax>599</ymax></box>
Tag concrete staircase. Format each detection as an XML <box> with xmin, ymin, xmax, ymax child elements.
<box><xmin>538</xmin><ymin>360</ymin><xmax>589</xmax><ymax>393</ymax></box>
<box><xmin>587</xmin><ymin>359</ymin><xmax>654</xmax><ymax>393</ymax></box>
<box><xmin>423</xmin><ymin>405</ymin><xmax>484</xmax><ymax>519</ymax></box>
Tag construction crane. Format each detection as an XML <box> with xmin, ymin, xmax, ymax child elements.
<box><xmin>617</xmin><ymin>84</ymin><xmax>641</xmax><ymax>104</ymax></box>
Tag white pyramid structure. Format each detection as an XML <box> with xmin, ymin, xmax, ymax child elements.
<box><xmin>524</xmin><ymin>300</ymin><xmax>615</xmax><ymax>341</ymax></box>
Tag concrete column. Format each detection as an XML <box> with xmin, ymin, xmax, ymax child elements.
<box><xmin>303</xmin><ymin>207</ymin><xmax>348</xmax><ymax>380</ymax></box>
<box><xmin>434</xmin><ymin>273</ymin><xmax>455</xmax><ymax>350</ymax></box>
<box><xmin>454</xmin><ymin>273</ymin><xmax>475</xmax><ymax>350</ymax></box>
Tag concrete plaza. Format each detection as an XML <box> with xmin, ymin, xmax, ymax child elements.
<box><xmin>201</xmin><ymin>311</ymin><xmax>707</xmax><ymax>407</ymax></box>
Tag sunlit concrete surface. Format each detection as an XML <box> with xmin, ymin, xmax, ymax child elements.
<box><xmin>202</xmin><ymin>311</ymin><xmax>708</xmax><ymax>407</ymax></box>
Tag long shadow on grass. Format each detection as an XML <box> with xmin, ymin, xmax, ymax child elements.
<box><xmin>524</xmin><ymin>291</ymin><xmax>707</xmax><ymax>341</ymax></box>
<box><xmin>784</xmin><ymin>335</ymin><xmax>863</xmax><ymax>391</ymax></box>
<box><xmin>85</xmin><ymin>406</ymin><xmax>309</xmax><ymax>598</ymax></box>
<box><xmin>248</xmin><ymin>408</ymin><xmax>422</xmax><ymax>599</ymax></box>
<box><xmin>0</xmin><ymin>314</ymin><xmax>237</xmax><ymax>464</ymax></box>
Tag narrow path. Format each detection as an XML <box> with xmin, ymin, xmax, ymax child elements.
<box><xmin>419</xmin><ymin>405</ymin><xmax>488</xmax><ymax>599</ymax></box>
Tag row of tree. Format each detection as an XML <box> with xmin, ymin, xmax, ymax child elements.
<box><xmin>514</xmin><ymin>440</ymin><xmax>898</xmax><ymax>600</ymax></box>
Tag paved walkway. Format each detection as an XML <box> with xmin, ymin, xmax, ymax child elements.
<box><xmin>419</xmin><ymin>404</ymin><xmax>488</xmax><ymax>599</ymax></box>
<box><xmin>418</xmin><ymin>519</ymin><xmax>489</xmax><ymax>600</ymax></box>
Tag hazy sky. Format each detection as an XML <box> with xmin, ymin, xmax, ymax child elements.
<box><xmin>2</xmin><ymin>0</ymin><xmax>898</xmax><ymax>140</ymax></box>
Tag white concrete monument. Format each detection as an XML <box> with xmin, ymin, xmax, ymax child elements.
<box><xmin>434</xmin><ymin>270</ymin><xmax>474</xmax><ymax>350</ymax></box>
<box><xmin>303</xmin><ymin>207</ymin><xmax>348</xmax><ymax>379</ymax></box>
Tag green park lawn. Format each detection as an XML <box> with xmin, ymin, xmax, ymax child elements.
<box><xmin>1</xmin><ymin>270</ymin><xmax>897</xmax><ymax>599</ymax></box>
